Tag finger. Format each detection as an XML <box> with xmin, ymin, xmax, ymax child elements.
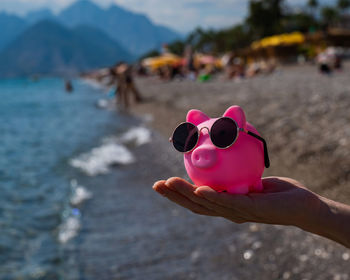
<box><xmin>153</xmin><ymin>181</ymin><xmax>217</xmax><ymax>216</ymax></box>
<box><xmin>166</xmin><ymin>177</ymin><xmax>213</xmax><ymax>204</ymax></box>
<box><xmin>165</xmin><ymin>178</ymin><xmax>235</xmax><ymax>215</ymax></box>
<box><xmin>262</xmin><ymin>177</ymin><xmax>288</xmax><ymax>192</ymax></box>
<box><xmin>165</xmin><ymin>177</ymin><xmax>196</xmax><ymax>192</ymax></box>
<box><xmin>153</xmin><ymin>180</ymin><xmax>167</xmax><ymax>196</ymax></box>
<box><xmin>190</xmin><ymin>186</ymin><xmax>250</xmax><ymax>222</ymax></box>
<box><xmin>154</xmin><ymin>181</ymin><xmax>247</xmax><ymax>223</ymax></box>
<box><xmin>262</xmin><ymin>177</ymin><xmax>303</xmax><ymax>193</ymax></box>
<box><xmin>195</xmin><ymin>186</ymin><xmax>254</xmax><ymax>212</ymax></box>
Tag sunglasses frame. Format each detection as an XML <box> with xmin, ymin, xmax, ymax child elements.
<box><xmin>169</xmin><ymin>117</ymin><xmax>270</xmax><ymax>168</ymax></box>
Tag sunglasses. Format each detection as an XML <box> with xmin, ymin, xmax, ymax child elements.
<box><xmin>170</xmin><ymin>117</ymin><xmax>270</xmax><ymax>168</ymax></box>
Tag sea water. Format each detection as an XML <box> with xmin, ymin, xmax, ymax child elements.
<box><xmin>0</xmin><ymin>78</ymin><xmax>151</xmax><ymax>279</ymax></box>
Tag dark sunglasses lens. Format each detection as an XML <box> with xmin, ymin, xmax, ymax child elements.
<box><xmin>211</xmin><ymin>118</ymin><xmax>238</xmax><ymax>148</ymax></box>
<box><xmin>172</xmin><ymin>123</ymin><xmax>198</xmax><ymax>152</ymax></box>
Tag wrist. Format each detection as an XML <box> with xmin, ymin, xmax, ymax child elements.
<box><xmin>293</xmin><ymin>191</ymin><xmax>323</xmax><ymax>231</ymax></box>
<box><xmin>300</xmin><ymin>194</ymin><xmax>350</xmax><ymax>248</ymax></box>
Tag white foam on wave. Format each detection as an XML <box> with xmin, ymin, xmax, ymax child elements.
<box><xmin>58</xmin><ymin>216</ymin><xmax>81</xmax><ymax>244</ymax></box>
<box><xmin>70</xmin><ymin>179</ymin><xmax>92</xmax><ymax>206</ymax></box>
<box><xmin>58</xmin><ymin>181</ymin><xmax>91</xmax><ymax>244</ymax></box>
<box><xmin>69</xmin><ymin>126</ymin><xmax>150</xmax><ymax>176</ymax></box>
<box><xmin>119</xmin><ymin>126</ymin><xmax>151</xmax><ymax>146</ymax></box>
<box><xmin>96</xmin><ymin>99</ymin><xmax>110</xmax><ymax>109</ymax></box>
<box><xmin>70</xmin><ymin>140</ymin><xmax>134</xmax><ymax>176</ymax></box>
<box><xmin>62</xmin><ymin>126</ymin><xmax>151</xmax><ymax>242</ymax></box>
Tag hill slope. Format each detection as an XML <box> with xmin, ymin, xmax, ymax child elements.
<box><xmin>0</xmin><ymin>20</ymin><xmax>132</xmax><ymax>78</ymax></box>
<box><xmin>0</xmin><ymin>12</ymin><xmax>27</xmax><ymax>51</ymax></box>
<box><xmin>26</xmin><ymin>8</ymin><xmax>55</xmax><ymax>23</ymax></box>
<box><xmin>58</xmin><ymin>0</ymin><xmax>180</xmax><ymax>56</ymax></box>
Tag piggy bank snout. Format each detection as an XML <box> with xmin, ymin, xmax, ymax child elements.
<box><xmin>191</xmin><ymin>146</ymin><xmax>217</xmax><ymax>169</ymax></box>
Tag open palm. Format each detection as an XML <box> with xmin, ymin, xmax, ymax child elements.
<box><xmin>153</xmin><ymin>177</ymin><xmax>320</xmax><ymax>227</ymax></box>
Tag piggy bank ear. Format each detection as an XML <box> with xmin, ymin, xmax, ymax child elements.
<box><xmin>223</xmin><ymin>106</ymin><xmax>247</xmax><ymax>130</ymax></box>
<box><xmin>186</xmin><ymin>109</ymin><xmax>210</xmax><ymax>125</ymax></box>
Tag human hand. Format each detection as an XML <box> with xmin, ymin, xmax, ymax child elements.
<box><xmin>152</xmin><ymin>177</ymin><xmax>321</xmax><ymax>228</ymax></box>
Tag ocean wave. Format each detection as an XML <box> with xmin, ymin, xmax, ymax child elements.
<box><xmin>70</xmin><ymin>179</ymin><xmax>92</xmax><ymax>206</ymax></box>
<box><xmin>119</xmin><ymin>126</ymin><xmax>151</xmax><ymax>146</ymax></box>
<box><xmin>69</xmin><ymin>140</ymin><xmax>135</xmax><ymax>176</ymax></box>
<box><xmin>58</xmin><ymin>210</ymin><xmax>81</xmax><ymax>244</ymax></box>
<box><xmin>96</xmin><ymin>98</ymin><xmax>117</xmax><ymax>110</ymax></box>
<box><xmin>96</xmin><ymin>98</ymin><xmax>110</xmax><ymax>109</ymax></box>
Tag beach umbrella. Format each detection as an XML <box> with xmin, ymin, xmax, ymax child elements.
<box><xmin>251</xmin><ymin>32</ymin><xmax>305</xmax><ymax>50</ymax></box>
<box><xmin>142</xmin><ymin>54</ymin><xmax>182</xmax><ymax>70</ymax></box>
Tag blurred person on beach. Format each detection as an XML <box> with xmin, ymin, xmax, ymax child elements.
<box><xmin>159</xmin><ymin>65</ymin><xmax>172</xmax><ymax>81</ymax></box>
<box><xmin>225</xmin><ymin>53</ymin><xmax>236</xmax><ymax>79</ymax></box>
<box><xmin>119</xmin><ymin>63</ymin><xmax>143</xmax><ymax>107</ymax></box>
<box><xmin>109</xmin><ymin>62</ymin><xmax>143</xmax><ymax>109</ymax></box>
<box><xmin>198</xmin><ymin>64</ymin><xmax>214</xmax><ymax>82</ymax></box>
<box><xmin>184</xmin><ymin>45</ymin><xmax>197</xmax><ymax>81</ymax></box>
<box><xmin>171</xmin><ymin>60</ymin><xmax>185</xmax><ymax>80</ymax></box>
<box><xmin>246</xmin><ymin>61</ymin><xmax>261</xmax><ymax>78</ymax></box>
<box><xmin>136</xmin><ymin>63</ymin><xmax>147</xmax><ymax>76</ymax></box>
<box><xmin>108</xmin><ymin>63</ymin><xmax>122</xmax><ymax>104</ymax></box>
<box><xmin>223</xmin><ymin>52</ymin><xmax>245</xmax><ymax>80</ymax></box>
<box><xmin>222</xmin><ymin>51</ymin><xmax>234</xmax><ymax>78</ymax></box>
<box><xmin>334</xmin><ymin>55</ymin><xmax>342</xmax><ymax>71</ymax></box>
<box><xmin>64</xmin><ymin>79</ymin><xmax>73</xmax><ymax>93</ymax></box>
<box><xmin>153</xmin><ymin>177</ymin><xmax>350</xmax><ymax>248</ymax></box>
<box><xmin>316</xmin><ymin>47</ymin><xmax>336</xmax><ymax>75</ymax></box>
<box><xmin>233</xmin><ymin>58</ymin><xmax>246</xmax><ymax>79</ymax></box>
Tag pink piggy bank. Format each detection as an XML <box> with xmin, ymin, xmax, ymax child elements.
<box><xmin>171</xmin><ymin>105</ymin><xmax>270</xmax><ymax>194</ymax></box>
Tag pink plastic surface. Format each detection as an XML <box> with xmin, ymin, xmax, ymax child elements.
<box><xmin>184</xmin><ymin>105</ymin><xmax>265</xmax><ymax>194</ymax></box>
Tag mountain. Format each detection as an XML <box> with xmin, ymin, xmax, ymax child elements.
<box><xmin>0</xmin><ymin>0</ymin><xmax>180</xmax><ymax>77</ymax></box>
<box><xmin>58</xmin><ymin>0</ymin><xmax>103</xmax><ymax>27</ymax></box>
<box><xmin>26</xmin><ymin>8</ymin><xmax>54</xmax><ymax>23</ymax></box>
<box><xmin>0</xmin><ymin>12</ymin><xmax>27</xmax><ymax>50</ymax></box>
<box><xmin>0</xmin><ymin>20</ymin><xmax>132</xmax><ymax>78</ymax></box>
<box><xmin>58</xmin><ymin>0</ymin><xmax>180</xmax><ymax>56</ymax></box>
<box><xmin>0</xmin><ymin>0</ymin><xmax>180</xmax><ymax>58</ymax></box>
<box><xmin>72</xmin><ymin>25</ymin><xmax>132</xmax><ymax>64</ymax></box>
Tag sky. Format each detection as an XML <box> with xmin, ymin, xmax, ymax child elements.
<box><xmin>0</xmin><ymin>0</ymin><xmax>335</xmax><ymax>33</ymax></box>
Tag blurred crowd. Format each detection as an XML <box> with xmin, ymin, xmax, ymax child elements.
<box><xmin>138</xmin><ymin>45</ymin><xmax>278</xmax><ymax>83</ymax></box>
<box><xmin>81</xmin><ymin>43</ymin><xmax>348</xmax><ymax>109</ymax></box>
<box><xmin>316</xmin><ymin>47</ymin><xmax>343</xmax><ymax>74</ymax></box>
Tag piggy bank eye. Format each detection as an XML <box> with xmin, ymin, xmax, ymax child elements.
<box><xmin>211</xmin><ymin>118</ymin><xmax>238</xmax><ymax>148</ymax></box>
<box><xmin>172</xmin><ymin>123</ymin><xmax>199</xmax><ymax>153</ymax></box>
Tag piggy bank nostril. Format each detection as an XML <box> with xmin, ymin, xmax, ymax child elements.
<box><xmin>191</xmin><ymin>146</ymin><xmax>217</xmax><ymax>169</ymax></box>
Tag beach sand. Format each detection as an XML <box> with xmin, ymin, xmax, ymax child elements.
<box><xmin>132</xmin><ymin>63</ymin><xmax>350</xmax><ymax>204</ymax></box>
<box><xmin>69</xmin><ymin>64</ymin><xmax>350</xmax><ymax>280</ymax></box>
